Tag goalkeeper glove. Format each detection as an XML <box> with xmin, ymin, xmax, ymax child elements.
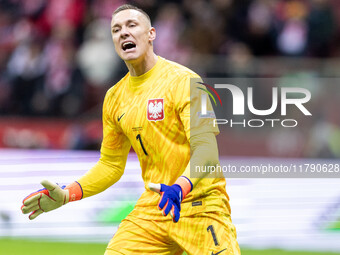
<box><xmin>21</xmin><ymin>180</ymin><xmax>82</xmax><ymax>220</ymax></box>
<box><xmin>149</xmin><ymin>176</ymin><xmax>193</xmax><ymax>223</ymax></box>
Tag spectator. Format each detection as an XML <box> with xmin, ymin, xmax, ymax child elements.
<box><xmin>77</xmin><ymin>19</ymin><xmax>120</xmax><ymax>87</ymax></box>
<box><xmin>307</xmin><ymin>0</ymin><xmax>336</xmax><ymax>57</ymax></box>
<box><xmin>7</xmin><ymin>38</ymin><xmax>46</xmax><ymax>115</ymax></box>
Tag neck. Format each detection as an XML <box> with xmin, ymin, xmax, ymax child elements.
<box><xmin>125</xmin><ymin>51</ymin><xmax>158</xmax><ymax>77</ymax></box>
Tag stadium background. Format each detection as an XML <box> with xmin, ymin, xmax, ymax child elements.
<box><xmin>1</xmin><ymin>0</ymin><xmax>340</xmax><ymax>254</ymax></box>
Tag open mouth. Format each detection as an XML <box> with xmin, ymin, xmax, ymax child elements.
<box><xmin>122</xmin><ymin>41</ymin><xmax>136</xmax><ymax>51</ymax></box>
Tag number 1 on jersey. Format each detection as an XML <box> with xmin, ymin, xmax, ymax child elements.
<box><xmin>136</xmin><ymin>134</ymin><xmax>148</xmax><ymax>156</ymax></box>
<box><xmin>207</xmin><ymin>225</ymin><xmax>219</xmax><ymax>246</ymax></box>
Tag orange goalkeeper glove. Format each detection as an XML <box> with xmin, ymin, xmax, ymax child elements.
<box><xmin>21</xmin><ymin>180</ymin><xmax>82</xmax><ymax>220</ymax></box>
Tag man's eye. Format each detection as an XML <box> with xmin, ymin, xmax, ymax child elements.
<box><xmin>113</xmin><ymin>28</ymin><xmax>120</xmax><ymax>33</ymax></box>
<box><xmin>129</xmin><ymin>24</ymin><xmax>136</xmax><ymax>27</ymax></box>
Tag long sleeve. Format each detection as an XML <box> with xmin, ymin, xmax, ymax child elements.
<box><xmin>77</xmin><ymin>88</ymin><xmax>132</xmax><ymax>198</ymax></box>
<box><xmin>77</xmin><ymin>144</ymin><xmax>131</xmax><ymax>198</ymax></box>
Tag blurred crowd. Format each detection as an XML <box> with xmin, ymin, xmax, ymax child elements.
<box><xmin>0</xmin><ymin>0</ymin><xmax>340</xmax><ymax>117</ymax></box>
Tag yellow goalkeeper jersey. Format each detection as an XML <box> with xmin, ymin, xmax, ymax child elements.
<box><xmin>88</xmin><ymin>56</ymin><xmax>231</xmax><ymax>219</ymax></box>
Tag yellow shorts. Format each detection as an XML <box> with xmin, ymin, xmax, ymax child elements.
<box><xmin>104</xmin><ymin>212</ymin><xmax>241</xmax><ymax>255</ymax></box>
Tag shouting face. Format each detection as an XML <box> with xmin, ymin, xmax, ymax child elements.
<box><xmin>111</xmin><ymin>9</ymin><xmax>156</xmax><ymax>62</ymax></box>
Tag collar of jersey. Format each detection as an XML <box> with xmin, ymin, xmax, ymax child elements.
<box><xmin>128</xmin><ymin>56</ymin><xmax>163</xmax><ymax>92</ymax></box>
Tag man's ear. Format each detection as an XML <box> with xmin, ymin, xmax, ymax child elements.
<box><xmin>149</xmin><ymin>27</ymin><xmax>156</xmax><ymax>43</ymax></box>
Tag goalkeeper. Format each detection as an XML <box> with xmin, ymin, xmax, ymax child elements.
<box><xmin>21</xmin><ymin>4</ymin><xmax>240</xmax><ymax>255</ymax></box>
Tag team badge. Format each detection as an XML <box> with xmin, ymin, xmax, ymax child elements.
<box><xmin>147</xmin><ymin>98</ymin><xmax>164</xmax><ymax>121</ymax></box>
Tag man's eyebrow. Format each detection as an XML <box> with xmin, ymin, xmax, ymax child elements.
<box><xmin>112</xmin><ymin>19</ymin><xmax>138</xmax><ymax>28</ymax></box>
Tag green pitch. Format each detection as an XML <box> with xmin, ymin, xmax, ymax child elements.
<box><xmin>1</xmin><ymin>239</ymin><xmax>340</xmax><ymax>255</ymax></box>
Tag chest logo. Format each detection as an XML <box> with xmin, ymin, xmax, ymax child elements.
<box><xmin>147</xmin><ymin>98</ymin><xmax>164</xmax><ymax>121</ymax></box>
<box><xmin>118</xmin><ymin>113</ymin><xmax>125</xmax><ymax>122</ymax></box>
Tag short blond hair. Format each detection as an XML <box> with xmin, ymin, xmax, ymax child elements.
<box><xmin>112</xmin><ymin>4</ymin><xmax>151</xmax><ymax>25</ymax></box>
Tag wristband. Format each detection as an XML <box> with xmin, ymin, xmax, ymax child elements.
<box><xmin>174</xmin><ymin>176</ymin><xmax>193</xmax><ymax>199</ymax></box>
<box><xmin>65</xmin><ymin>181</ymin><xmax>83</xmax><ymax>202</ymax></box>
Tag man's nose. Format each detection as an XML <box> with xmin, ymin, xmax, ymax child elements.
<box><xmin>120</xmin><ymin>27</ymin><xmax>129</xmax><ymax>38</ymax></box>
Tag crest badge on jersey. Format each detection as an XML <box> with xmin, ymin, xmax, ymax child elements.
<box><xmin>147</xmin><ymin>98</ymin><xmax>164</xmax><ymax>121</ymax></box>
